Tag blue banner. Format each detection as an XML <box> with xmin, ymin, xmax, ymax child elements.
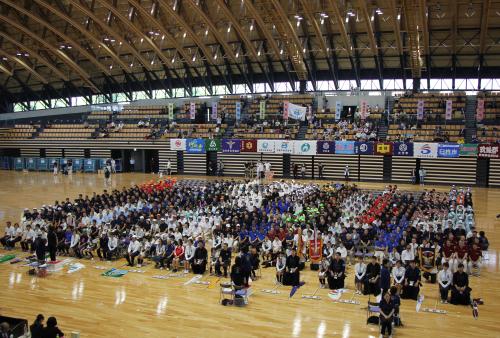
<box><xmin>186</xmin><ymin>138</ymin><xmax>206</xmax><ymax>153</ymax></box>
<box><xmin>334</xmin><ymin>141</ymin><xmax>355</xmax><ymax>155</ymax></box>
<box><xmin>317</xmin><ymin>141</ymin><xmax>335</xmax><ymax>154</ymax></box>
<box><xmin>221</xmin><ymin>139</ymin><xmax>241</xmax><ymax>153</ymax></box>
<box><xmin>354</xmin><ymin>142</ymin><xmax>374</xmax><ymax>155</ymax></box>
<box><xmin>393</xmin><ymin>142</ymin><xmax>414</xmax><ymax>156</ymax></box>
<box><xmin>438</xmin><ymin>143</ymin><xmax>460</xmax><ymax>158</ymax></box>
<box><xmin>235</xmin><ymin>101</ymin><xmax>241</xmax><ymax>121</ymax></box>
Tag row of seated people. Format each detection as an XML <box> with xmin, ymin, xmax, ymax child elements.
<box><xmin>474</xmin><ymin>125</ymin><xmax>499</xmax><ymax>143</ymax></box>
<box><xmin>387</xmin><ymin>123</ymin><xmax>465</xmax><ymax>142</ymax></box>
<box><xmin>305</xmin><ymin>120</ymin><xmax>378</xmax><ymax>141</ymax></box>
<box><xmin>233</xmin><ymin>120</ymin><xmax>298</xmax><ymax>139</ymax></box>
<box><xmin>393</xmin><ymin>92</ymin><xmax>466</xmax><ymax>123</ymax></box>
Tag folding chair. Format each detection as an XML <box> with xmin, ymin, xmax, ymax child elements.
<box><xmin>366</xmin><ymin>300</ymin><xmax>380</xmax><ymax>326</ymax></box>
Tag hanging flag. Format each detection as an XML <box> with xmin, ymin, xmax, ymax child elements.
<box><xmin>170</xmin><ymin>138</ymin><xmax>186</xmax><ymax>151</ymax></box>
<box><xmin>476</xmin><ymin>98</ymin><xmax>485</xmax><ymax>122</ymax></box>
<box><xmin>317</xmin><ymin>141</ymin><xmax>335</xmax><ymax>154</ymax></box>
<box><xmin>437</xmin><ymin>143</ymin><xmax>460</xmax><ymax>158</ymax></box>
<box><xmin>445</xmin><ymin>100</ymin><xmax>453</xmax><ymax>120</ymax></box>
<box><xmin>275</xmin><ymin>140</ymin><xmax>294</xmax><ymax>154</ymax></box>
<box><xmin>240</xmin><ymin>139</ymin><xmax>257</xmax><ymax>152</ymax></box>
<box><xmin>235</xmin><ymin>101</ymin><xmax>241</xmax><ymax>121</ymax></box>
<box><xmin>478</xmin><ymin>143</ymin><xmax>499</xmax><ymax>158</ymax></box>
<box><xmin>335</xmin><ymin>101</ymin><xmax>342</xmax><ymax>121</ymax></box>
<box><xmin>354</xmin><ymin>142</ymin><xmax>374</xmax><ymax>155</ymax></box>
<box><xmin>393</xmin><ymin>142</ymin><xmax>413</xmax><ymax>156</ymax></box>
<box><xmin>221</xmin><ymin>139</ymin><xmax>241</xmax><ymax>153</ymax></box>
<box><xmin>186</xmin><ymin>138</ymin><xmax>205</xmax><ymax>153</ymax></box>
<box><xmin>417</xmin><ymin>100</ymin><xmax>424</xmax><ymax>120</ymax></box>
<box><xmin>293</xmin><ymin>141</ymin><xmax>317</xmax><ymax>155</ymax></box>
<box><xmin>459</xmin><ymin>143</ymin><xmax>478</xmax><ymax>157</ymax></box>
<box><xmin>168</xmin><ymin>103</ymin><xmax>174</xmax><ymax>120</ymax></box>
<box><xmin>257</xmin><ymin>140</ymin><xmax>276</xmax><ymax>153</ymax></box>
<box><xmin>283</xmin><ymin>100</ymin><xmax>289</xmax><ymax>120</ymax></box>
<box><xmin>360</xmin><ymin>100</ymin><xmax>368</xmax><ymax>120</ymax></box>
<box><xmin>414</xmin><ymin>143</ymin><xmax>438</xmax><ymax>158</ymax></box>
<box><xmin>190</xmin><ymin>102</ymin><xmax>196</xmax><ymax>120</ymax></box>
<box><xmin>375</xmin><ymin>142</ymin><xmax>393</xmax><ymax>156</ymax></box>
<box><xmin>211</xmin><ymin>102</ymin><xmax>218</xmax><ymax>120</ymax></box>
<box><xmin>259</xmin><ymin>100</ymin><xmax>266</xmax><ymax>120</ymax></box>
<box><xmin>288</xmin><ymin>103</ymin><xmax>307</xmax><ymax>121</ymax></box>
<box><xmin>205</xmin><ymin>139</ymin><xmax>221</xmax><ymax>152</ymax></box>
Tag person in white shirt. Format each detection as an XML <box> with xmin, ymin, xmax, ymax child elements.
<box><xmin>354</xmin><ymin>256</ymin><xmax>367</xmax><ymax>294</ymax></box>
<box><xmin>0</xmin><ymin>222</ymin><xmax>15</xmax><ymax>249</ymax></box>
<box><xmin>438</xmin><ymin>262</ymin><xmax>453</xmax><ymax>303</ymax></box>
<box><xmin>336</xmin><ymin>242</ymin><xmax>347</xmax><ymax>261</ymax></box>
<box><xmin>275</xmin><ymin>252</ymin><xmax>286</xmax><ymax>284</ymax></box>
<box><xmin>107</xmin><ymin>233</ymin><xmax>118</xmax><ymax>260</ymax></box>
<box><xmin>20</xmin><ymin>224</ymin><xmax>36</xmax><ymax>252</ymax></box>
<box><xmin>392</xmin><ymin>260</ymin><xmax>406</xmax><ymax>294</ymax></box>
<box><xmin>272</xmin><ymin>237</ymin><xmax>282</xmax><ymax>258</ymax></box>
<box><xmin>261</xmin><ymin>236</ymin><xmax>272</xmax><ymax>264</ymax></box>
<box><xmin>183</xmin><ymin>239</ymin><xmax>195</xmax><ymax>273</ymax></box>
<box><xmin>125</xmin><ymin>236</ymin><xmax>141</xmax><ymax>267</ymax></box>
<box><xmin>401</xmin><ymin>245</ymin><xmax>415</xmax><ymax>266</ymax></box>
<box><xmin>69</xmin><ymin>229</ymin><xmax>80</xmax><ymax>257</ymax></box>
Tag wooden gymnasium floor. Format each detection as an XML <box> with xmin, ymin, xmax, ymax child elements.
<box><xmin>0</xmin><ymin>171</ymin><xmax>499</xmax><ymax>338</ymax></box>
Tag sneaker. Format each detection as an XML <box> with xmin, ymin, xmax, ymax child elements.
<box><xmin>137</xmin><ymin>264</ymin><xmax>142</xmax><ymax>268</ymax></box>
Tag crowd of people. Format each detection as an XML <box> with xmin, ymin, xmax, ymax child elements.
<box><xmin>0</xmin><ymin>177</ymin><xmax>488</xmax><ymax>337</ymax></box>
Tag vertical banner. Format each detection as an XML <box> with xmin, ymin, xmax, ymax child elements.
<box><xmin>335</xmin><ymin>101</ymin><xmax>342</xmax><ymax>121</ymax></box>
<box><xmin>283</xmin><ymin>100</ymin><xmax>289</xmax><ymax>120</ymax></box>
<box><xmin>190</xmin><ymin>102</ymin><xmax>196</xmax><ymax>120</ymax></box>
<box><xmin>476</xmin><ymin>98</ymin><xmax>485</xmax><ymax>122</ymax></box>
<box><xmin>445</xmin><ymin>100</ymin><xmax>453</xmax><ymax>120</ymax></box>
<box><xmin>211</xmin><ymin>102</ymin><xmax>218</xmax><ymax>120</ymax></box>
<box><xmin>259</xmin><ymin>100</ymin><xmax>266</xmax><ymax>120</ymax></box>
<box><xmin>168</xmin><ymin>103</ymin><xmax>174</xmax><ymax>120</ymax></box>
<box><xmin>417</xmin><ymin>100</ymin><xmax>424</xmax><ymax>120</ymax></box>
<box><xmin>235</xmin><ymin>101</ymin><xmax>241</xmax><ymax>121</ymax></box>
<box><xmin>360</xmin><ymin>100</ymin><xmax>368</xmax><ymax>120</ymax></box>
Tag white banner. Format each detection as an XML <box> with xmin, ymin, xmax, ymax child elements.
<box><xmin>293</xmin><ymin>141</ymin><xmax>317</xmax><ymax>155</ymax></box>
<box><xmin>211</xmin><ymin>102</ymin><xmax>218</xmax><ymax>120</ymax></box>
<box><xmin>170</xmin><ymin>138</ymin><xmax>186</xmax><ymax>151</ymax></box>
<box><xmin>335</xmin><ymin>101</ymin><xmax>342</xmax><ymax>121</ymax></box>
<box><xmin>445</xmin><ymin>100</ymin><xmax>453</xmax><ymax>120</ymax></box>
<box><xmin>275</xmin><ymin>140</ymin><xmax>294</xmax><ymax>154</ymax></box>
<box><xmin>190</xmin><ymin>102</ymin><xmax>196</xmax><ymax>120</ymax></box>
<box><xmin>414</xmin><ymin>142</ymin><xmax>438</xmax><ymax>158</ymax></box>
<box><xmin>235</xmin><ymin>101</ymin><xmax>241</xmax><ymax>121</ymax></box>
<box><xmin>360</xmin><ymin>100</ymin><xmax>368</xmax><ymax>120</ymax></box>
<box><xmin>417</xmin><ymin>100</ymin><xmax>424</xmax><ymax>120</ymax></box>
<box><xmin>288</xmin><ymin>102</ymin><xmax>307</xmax><ymax>121</ymax></box>
<box><xmin>257</xmin><ymin>140</ymin><xmax>275</xmax><ymax>153</ymax></box>
<box><xmin>168</xmin><ymin>103</ymin><xmax>174</xmax><ymax>120</ymax></box>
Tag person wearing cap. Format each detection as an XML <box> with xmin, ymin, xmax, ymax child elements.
<box><xmin>125</xmin><ymin>236</ymin><xmax>141</xmax><ymax>267</ymax></box>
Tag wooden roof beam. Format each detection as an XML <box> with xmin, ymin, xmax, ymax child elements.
<box><xmin>479</xmin><ymin>0</ymin><xmax>491</xmax><ymax>55</ymax></box>
<box><xmin>0</xmin><ymin>50</ymin><xmax>48</xmax><ymax>84</ymax></box>
<box><xmin>242</xmin><ymin>0</ymin><xmax>281</xmax><ymax>59</ymax></box>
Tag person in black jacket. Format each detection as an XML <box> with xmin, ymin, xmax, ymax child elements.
<box><xmin>284</xmin><ymin>248</ymin><xmax>300</xmax><ymax>286</ymax></box>
<box><xmin>450</xmin><ymin>263</ymin><xmax>471</xmax><ymax>305</ymax></box>
<box><xmin>230</xmin><ymin>256</ymin><xmax>244</xmax><ymax>288</ymax></box>
<box><xmin>30</xmin><ymin>314</ymin><xmax>44</xmax><ymax>338</ymax></box>
<box><xmin>365</xmin><ymin>256</ymin><xmax>381</xmax><ymax>296</ymax></box>
<box><xmin>192</xmin><ymin>241</ymin><xmax>208</xmax><ymax>274</ymax></box>
<box><xmin>33</xmin><ymin>233</ymin><xmax>46</xmax><ymax>263</ymax></box>
<box><xmin>402</xmin><ymin>260</ymin><xmax>421</xmax><ymax>300</ymax></box>
<box><xmin>41</xmin><ymin>317</ymin><xmax>64</xmax><ymax>338</ymax></box>
<box><xmin>215</xmin><ymin>243</ymin><xmax>231</xmax><ymax>277</ymax></box>
<box><xmin>47</xmin><ymin>226</ymin><xmax>58</xmax><ymax>262</ymax></box>
<box><xmin>328</xmin><ymin>252</ymin><xmax>345</xmax><ymax>289</ymax></box>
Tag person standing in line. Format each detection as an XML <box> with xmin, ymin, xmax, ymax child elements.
<box><xmin>52</xmin><ymin>161</ymin><xmax>58</xmax><ymax>176</ymax></box>
<box><xmin>166</xmin><ymin>159</ymin><xmax>172</xmax><ymax>176</ymax></box>
<box><xmin>111</xmin><ymin>158</ymin><xmax>116</xmax><ymax>173</ymax></box>
<box><xmin>318</xmin><ymin>162</ymin><xmax>324</xmax><ymax>179</ymax></box>
<box><xmin>344</xmin><ymin>165</ymin><xmax>350</xmax><ymax>182</ymax></box>
<box><xmin>379</xmin><ymin>291</ymin><xmax>395</xmax><ymax>338</ymax></box>
<box><xmin>411</xmin><ymin>168</ymin><xmax>416</xmax><ymax>184</ymax></box>
<box><xmin>419</xmin><ymin>167</ymin><xmax>426</xmax><ymax>185</ymax></box>
<box><xmin>47</xmin><ymin>225</ymin><xmax>58</xmax><ymax>262</ymax></box>
<box><xmin>293</xmin><ymin>163</ymin><xmax>298</xmax><ymax>179</ymax></box>
<box><xmin>300</xmin><ymin>163</ymin><xmax>306</xmax><ymax>179</ymax></box>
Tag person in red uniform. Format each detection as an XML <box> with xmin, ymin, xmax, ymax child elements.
<box><xmin>441</xmin><ymin>239</ymin><xmax>455</xmax><ymax>270</ymax></box>
<box><xmin>172</xmin><ymin>240</ymin><xmax>185</xmax><ymax>273</ymax></box>
<box><xmin>467</xmin><ymin>242</ymin><xmax>482</xmax><ymax>276</ymax></box>
<box><xmin>453</xmin><ymin>239</ymin><xmax>468</xmax><ymax>273</ymax></box>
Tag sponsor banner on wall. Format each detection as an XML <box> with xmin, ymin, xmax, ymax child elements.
<box><xmin>221</xmin><ymin>139</ymin><xmax>241</xmax><ymax>153</ymax></box>
<box><xmin>393</xmin><ymin>142</ymin><xmax>413</xmax><ymax>156</ymax></box>
<box><xmin>259</xmin><ymin>100</ymin><xmax>266</xmax><ymax>120</ymax></box>
<box><xmin>293</xmin><ymin>141</ymin><xmax>317</xmax><ymax>155</ymax></box>
<box><xmin>235</xmin><ymin>101</ymin><xmax>241</xmax><ymax>121</ymax></box>
<box><xmin>437</xmin><ymin>143</ymin><xmax>460</xmax><ymax>158</ymax></box>
<box><xmin>186</xmin><ymin>138</ymin><xmax>205</xmax><ymax>153</ymax></box>
<box><xmin>241</xmin><ymin>139</ymin><xmax>257</xmax><ymax>152</ymax></box>
<box><xmin>170</xmin><ymin>138</ymin><xmax>186</xmax><ymax>151</ymax></box>
<box><xmin>288</xmin><ymin>102</ymin><xmax>307</xmax><ymax>121</ymax></box>
<box><xmin>275</xmin><ymin>140</ymin><xmax>294</xmax><ymax>154</ymax></box>
<box><xmin>414</xmin><ymin>142</ymin><xmax>438</xmax><ymax>158</ymax></box>
<box><xmin>335</xmin><ymin>141</ymin><xmax>355</xmax><ymax>155</ymax></box>
<box><xmin>211</xmin><ymin>102</ymin><xmax>218</xmax><ymax>120</ymax></box>
<box><xmin>417</xmin><ymin>100</ymin><xmax>424</xmax><ymax>120</ymax></box>
<box><xmin>459</xmin><ymin>143</ymin><xmax>478</xmax><ymax>156</ymax></box>
<box><xmin>354</xmin><ymin>142</ymin><xmax>374</xmax><ymax>155</ymax></box>
<box><xmin>335</xmin><ymin>101</ymin><xmax>342</xmax><ymax>121</ymax></box>
<box><xmin>375</xmin><ymin>142</ymin><xmax>393</xmax><ymax>156</ymax></box>
<box><xmin>257</xmin><ymin>140</ymin><xmax>276</xmax><ymax>153</ymax></box>
<box><xmin>190</xmin><ymin>102</ymin><xmax>196</xmax><ymax>120</ymax></box>
<box><xmin>478</xmin><ymin>143</ymin><xmax>499</xmax><ymax>158</ymax></box>
<box><xmin>317</xmin><ymin>141</ymin><xmax>335</xmax><ymax>154</ymax></box>
<box><xmin>168</xmin><ymin>103</ymin><xmax>174</xmax><ymax>120</ymax></box>
<box><xmin>476</xmin><ymin>99</ymin><xmax>485</xmax><ymax>122</ymax></box>
<box><xmin>205</xmin><ymin>139</ymin><xmax>221</xmax><ymax>152</ymax></box>
<box><xmin>445</xmin><ymin>100</ymin><xmax>453</xmax><ymax>120</ymax></box>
